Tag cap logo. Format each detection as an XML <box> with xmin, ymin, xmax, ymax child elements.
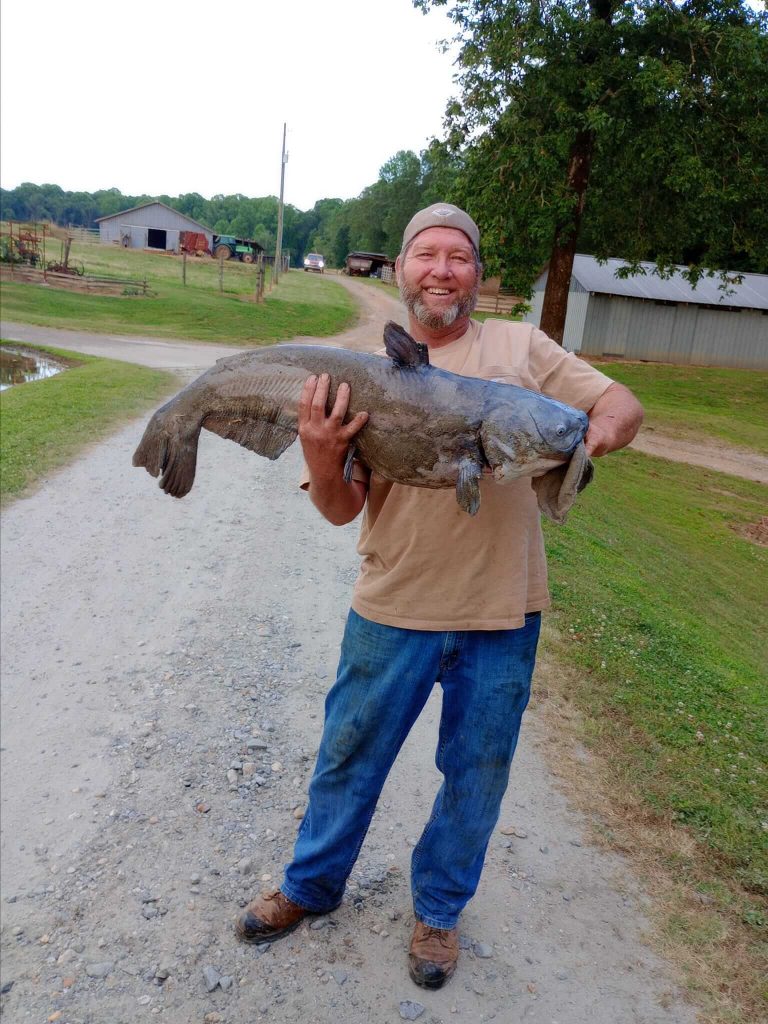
<box><xmin>433</xmin><ymin>208</ymin><xmax>454</xmax><ymax>218</ymax></box>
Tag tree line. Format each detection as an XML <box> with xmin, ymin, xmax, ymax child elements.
<box><xmin>0</xmin><ymin>152</ymin><xmax>456</xmax><ymax>271</ymax></box>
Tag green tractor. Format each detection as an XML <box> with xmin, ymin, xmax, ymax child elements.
<box><xmin>212</xmin><ymin>234</ymin><xmax>263</xmax><ymax>263</ymax></box>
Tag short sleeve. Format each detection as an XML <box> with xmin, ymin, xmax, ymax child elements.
<box><xmin>528</xmin><ymin>327</ymin><xmax>614</xmax><ymax>411</ymax></box>
<box><xmin>299</xmin><ymin>459</ymin><xmax>370</xmax><ymax>491</ymax></box>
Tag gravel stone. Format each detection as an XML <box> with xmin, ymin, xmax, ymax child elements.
<box><xmin>202</xmin><ymin>965</ymin><xmax>221</xmax><ymax>992</ymax></box>
<box><xmin>85</xmin><ymin>961</ymin><xmax>113</xmax><ymax>978</ymax></box>
<box><xmin>399</xmin><ymin>1000</ymin><xmax>426</xmax><ymax>1020</ymax></box>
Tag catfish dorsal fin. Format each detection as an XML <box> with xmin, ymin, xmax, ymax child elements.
<box><xmin>383</xmin><ymin>321</ymin><xmax>430</xmax><ymax>368</ymax></box>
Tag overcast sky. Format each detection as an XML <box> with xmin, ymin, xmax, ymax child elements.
<box><xmin>0</xmin><ymin>0</ymin><xmax>460</xmax><ymax>211</ymax></box>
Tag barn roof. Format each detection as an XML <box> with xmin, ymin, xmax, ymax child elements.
<box><xmin>95</xmin><ymin>201</ymin><xmax>212</xmax><ymax>233</ymax></box>
<box><xmin>567</xmin><ymin>255</ymin><xmax>768</xmax><ymax>311</ymax></box>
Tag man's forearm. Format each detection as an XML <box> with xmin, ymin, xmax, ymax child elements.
<box><xmin>585</xmin><ymin>382</ymin><xmax>644</xmax><ymax>457</ymax></box>
<box><xmin>308</xmin><ymin>471</ymin><xmax>367</xmax><ymax>526</ymax></box>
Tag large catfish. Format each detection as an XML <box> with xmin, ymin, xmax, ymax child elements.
<box><xmin>133</xmin><ymin>321</ymin><xmax>593</xmax><ymax>520</ymax></box>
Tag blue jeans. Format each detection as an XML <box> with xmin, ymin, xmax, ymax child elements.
<box><xmin>281</xmin><ymin>609</ymin><xmax>540</xmax><ymax>929</ymax></box>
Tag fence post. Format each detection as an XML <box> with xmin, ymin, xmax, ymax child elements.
<box><xmin>182</xmin><ymin>252</ymin><xmax>187</xmax><ymax>287</ymax></box>
<box><xmin>219</xmin><ymin>253</ymin><xmax>224</xmax><ymax>294</ymax></box>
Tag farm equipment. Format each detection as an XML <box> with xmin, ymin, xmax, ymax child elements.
<box><xmin>212</xmin><ymin>234</ymin><xmax>264</xmax><ymax>263</ymax></box>
<box><xmin>0</xmin><ymin>221</ymin><xmax>48</xmax><ymax>267</ymax></box>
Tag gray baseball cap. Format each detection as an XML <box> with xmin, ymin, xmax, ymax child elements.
<box><xmin>402</xmin><ymin>202</ymin><xmax>480</xmax><ymax>252</ymax></box>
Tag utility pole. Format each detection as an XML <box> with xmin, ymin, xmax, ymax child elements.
<box><xmin>274</xmin><ymin>122</ymin><xmax>287</xmax><ymax>285</ymax></box>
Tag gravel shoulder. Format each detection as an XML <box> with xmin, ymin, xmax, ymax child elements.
<box><xmin>0</xmin><ymin>283</ymin><xmax>704</xmax><ymax>1023</ymax></box>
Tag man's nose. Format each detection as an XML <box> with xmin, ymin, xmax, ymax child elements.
<box><xmin>431</xmin><ymin>255</ymin><xmax>452</xmax><ymax>278</ymax></box>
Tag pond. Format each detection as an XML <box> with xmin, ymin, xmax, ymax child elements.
<box><xmin>0</xmin><ymin>346</ymin><xmax>67</xmax><ymax>391</ymax></box>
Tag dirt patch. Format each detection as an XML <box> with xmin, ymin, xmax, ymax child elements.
<box><xmin>630</xmin><ymin>428</ymin><xmax>768</xmax><ymax>484</ymax></box>
<box><xmin>731</xmin><ymin>515</ymin><xmax>768</xmax><ymax>547</ymax></box>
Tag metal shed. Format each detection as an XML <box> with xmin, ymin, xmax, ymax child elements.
<box><xmin>95</xmin><ymin>202</ymin><xmax>213</xmax><ymax>254</ymax></box>
<box><xmin>525</xmin><ymin>255</ymin><xmax>768</xmax><ymax>369</ymax></box>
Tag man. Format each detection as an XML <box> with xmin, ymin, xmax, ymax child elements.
<box><xmin>236</xmin><ymin>204</ymin><xmax>643</xmax><ymax>988</ymax></box>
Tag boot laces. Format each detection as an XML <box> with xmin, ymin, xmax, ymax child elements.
<box><xmin>423</xmin><ymin>926</ymin><xmax>452</xmax><ymax>948</ymax></box>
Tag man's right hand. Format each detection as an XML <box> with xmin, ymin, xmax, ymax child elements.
<box><xmin>298</xmin><ymin>373</ymin><xmax>369</xmax><ymax>525</ymax></box>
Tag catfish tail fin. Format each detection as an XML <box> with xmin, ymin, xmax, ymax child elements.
<box><xmin>133</xmin><ymin>409</ymin><xmax>200</xmax><ymax>499</ymax></box>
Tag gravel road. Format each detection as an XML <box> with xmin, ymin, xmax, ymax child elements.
<box><xmin>1</xmin><ymin>278</ymin><xmax>698</xmax><ymax>1023</ymax></box>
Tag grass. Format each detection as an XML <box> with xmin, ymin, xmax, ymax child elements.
<box><xmin>0</xmin><ymin>233</ymin><xmax>357</xmax><ymax>343</ymax></box>
<box><xmin>596</xmin><ymin>361</ymin><xmax>768</xmax><ymax>455</ymax></box>
<box><xmin>540</xmin><ymin>448</ymin><xmax>767</xmax><ymax>1021</ymax></box>
<box><xmin>0</xmin><ymin>341</ymin><xmax>176</xmax><ymax>503</ymax></box>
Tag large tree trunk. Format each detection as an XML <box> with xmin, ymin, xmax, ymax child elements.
<box><xmin>539</xmin><ymin>0</ymin><xmax>615</xmax><ymax>345</ymax></box>
<box><xmin>538</xmin><ymin>129</ymin><xmax>595</xmax><ymax>344</ymax></box>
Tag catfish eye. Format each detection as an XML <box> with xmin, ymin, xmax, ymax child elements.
<box><xmin>556</xmin><ymin>423</ymin><xmax>567</xmax><ymax>437</ymax></box>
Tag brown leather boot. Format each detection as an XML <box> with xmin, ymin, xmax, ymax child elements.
<box><xmin>234</xmin><ymin>890</ymin><xmax>309</xmax><ymax>944</ymax></box>
<box><xmin>408</xmin><ymin>921</ymin><xmax>459</xmax><ymax>989</ymax></box>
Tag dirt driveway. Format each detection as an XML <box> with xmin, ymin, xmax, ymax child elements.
<box><xmin>0</xmin><ymin>281</ymin><xmax>702</xmax><ymax>1023</ymax></box>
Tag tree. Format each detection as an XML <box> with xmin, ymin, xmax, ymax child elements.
<box><xmin>416</xmin><ymin>0</ymin><xmax>768</xmax><ymax>342</ymax></box>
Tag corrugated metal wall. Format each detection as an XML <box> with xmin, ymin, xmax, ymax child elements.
<box><xmin>524</xmin><ymin>272</ymin><xmax>589</xmax><ymax>353</ymax></box>
<box><xmin>581</xmin><ymin>296</ymin><xmax>768</xmax><ymax>369</ymax></box>
<box><xmin>98</xmin><ymin>205</ymin><xmax>212</xmax><ymax>252</ymax></box>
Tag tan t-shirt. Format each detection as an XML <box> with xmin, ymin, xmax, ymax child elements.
<box><xmin>305</xmin><ymin>318</ymin><xmax>613</xmax><ymax>631</ymax></box>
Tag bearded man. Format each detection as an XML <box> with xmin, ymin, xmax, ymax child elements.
<box><xmin>236</xmin><ymin>204</ymin><xmax>643</xmax><ymax>989</ymax></box>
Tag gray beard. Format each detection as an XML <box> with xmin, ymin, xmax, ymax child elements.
<box><xmin>399</xmin><ymin>280</ymin><xmax>479</xmax><ymax>330</ymax></box>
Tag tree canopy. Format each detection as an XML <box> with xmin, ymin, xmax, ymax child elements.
<box><xmin>416</xmin><ymin>0</ymin><xmax>768</xmax><ymax>340</ymax></box>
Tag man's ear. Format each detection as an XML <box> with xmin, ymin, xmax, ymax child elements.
<box><xmin>394</xmin><ymin>255</ymin><xmax>402</xmax><ymax>286</ymax></box>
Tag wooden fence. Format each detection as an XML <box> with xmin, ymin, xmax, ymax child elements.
<box><xmin>0</xmin><ymin>263</ymin><xmax>148</xmax><ymax>295</ymax></box>
<box><xmin>475</xmin><ymin>276</ymin><xmax>524</xmax><ymax>315</ymax></box>
<box><xmin>63</xmin><ymin>225</ymin><xmax>100</xmax><ymax>242</ymax></box>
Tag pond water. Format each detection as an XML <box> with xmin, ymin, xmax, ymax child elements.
<box><xmin>0</xmin><ymin>346</ymin><xmax>67</xmax><ymax>391</ymax></box>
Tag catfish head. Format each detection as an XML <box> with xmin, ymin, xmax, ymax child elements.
<box><xmin>480</xmin><ymin>395</ymin><xmax>589</xmax><ymax>482</ymax></box>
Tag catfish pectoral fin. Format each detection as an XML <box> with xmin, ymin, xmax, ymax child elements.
<box><xmin>456</xmin><ymin>457</ymin><xmax>483</xmax><ymax>516</ymax></box>
<box><xmin>343</xmin><ymin>445</ymin><xmax>357</xmax><ymax>484</ymax></box>
<box><xmin>203</xmin><ymin>414</ymin><xmax>297</xmax><ymax>461</ymax></box>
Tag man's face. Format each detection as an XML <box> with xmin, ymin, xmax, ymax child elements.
<box><xmin>396</xmin><ymin>227</ymin><xmax>480</xmax><ymax>331</ymax></box>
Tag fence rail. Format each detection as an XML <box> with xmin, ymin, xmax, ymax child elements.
<box><xmin>474</xmin><ymin>293</ymin><xmax>525</xmax><ymax>315</ymax></box>
<box><xmin>63</xmin><ymin>225</ymin><xmax>100</xmax><ymax>242</ymax></box>
<box><xmin>0</xmin><ymin>263</ymin><xmax>148</xmax><ymax>294</ymax></box>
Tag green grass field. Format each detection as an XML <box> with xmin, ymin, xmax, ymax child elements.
<box><xmin>544</xmin><ymin>454</ymin><xmax>766</xmax><ymax>888</ymax></box>
<box><xmin>0</xmin><ymin>235</ymin><xmax>357</xmax><ymax>343</ymax></box>
<box><xmin>539</xmin><ymin>375</ymin><xmax>767</xmax><ymax>1019</ymax></box>
<box><xmin>0</xmin><ymin>342</ymin><xmax>175</xmax><ymax>503</ymax></box>
<box><xmin>599</xmin><ymin>361</ymin><xmax>768</xmax><ymax>455</ymax></box>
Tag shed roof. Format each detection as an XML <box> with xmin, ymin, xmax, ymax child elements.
<box><xmin>346</xmin><ymin>251</ymin><xmax>394</xmax><ymax>263</ymax></box>
<box><xmin>95</xmin><ymin>201</ymin><xmax>212</xmax><ymax>233</ymax></box>
<box><xmin>564</xmin><ymin>255</ymin><xmax>768</xmax><ymax>311</ymax></box>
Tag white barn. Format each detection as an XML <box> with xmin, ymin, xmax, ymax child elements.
<box><xmin>525</xmin><ymin>255</ymin><xmax>768</xmax><ymax>369</ymax></box>
<box><xmin>96</xmin><ymin>202</ymin><xmax>213</xmax><ymax>254</ymax></box>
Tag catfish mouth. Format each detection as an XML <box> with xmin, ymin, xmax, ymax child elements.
<box><xmin>531</xmin><ymin>413</ymin><xmax>587</xmax><ymax>456</ymax></box>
